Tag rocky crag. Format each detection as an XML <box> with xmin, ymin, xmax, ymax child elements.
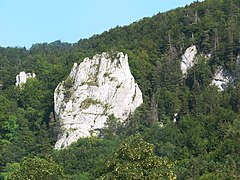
<box><xmin>180</xmin><ymin>45</ymin><xmax>238</xmax><ymax>91</ymax></box>
<box><xmin>54</xmin><ymin>52</ymin><xmax>143</xmax><ymax>149</ymax></box>
<box><xmin>180</xmin><ymin>45</ymin><xmax>198</xmax><ymax>76</ymax></box>
<box><xmin>16</xmin><ymin>71</ymin><xmax>36</xmax><ymax>87</ymax></box>
<box><xmin>211</xmin><ymin>67</ymin><xmax>232</xmax><ymax>91</ymax></box>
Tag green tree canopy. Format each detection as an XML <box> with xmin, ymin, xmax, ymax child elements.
<box><xmin>9</xmin><ymin>156</ymin><xmax>67</xmax><ymax>180</ymax></box>
<box><xmin>99</xmin><ymin>134</ymin><xmax>176</xmax><ymax>179</ymax></box>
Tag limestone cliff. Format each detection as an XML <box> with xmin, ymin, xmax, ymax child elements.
<box><xmin>180</xmin><ymin>45</ymin><xmax>233</xmax><ymax>91</ymax></box>
<box><xmin>211</xmin><ymin>55</ymin><xmax>240</xmax><ymax>91</ymax></box>
<box><xmin>54</xmin><ymin>52</ymin><xmax>143</xmax><ymax>149</ymax></box>
<box><xmin>180</xmin><ymin>45</ymin><xmax>197</xmax><ymax>76</ymax></box>
<box><xmin>211</xmin><ymin>67</ymin><xmax>231</xmax><ymax>91</ymax></box>
<box><xmin>16</xmin><ymin>71</ymin><xmax>36</xmax><ymax>87</ymax></box>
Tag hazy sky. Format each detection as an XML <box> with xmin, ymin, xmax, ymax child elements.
<box><xmin>0</xmin><ymin>0</ymin><xmax>199</xmax><ymax>48</ymax></box>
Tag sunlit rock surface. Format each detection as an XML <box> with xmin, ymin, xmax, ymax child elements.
<box><xmin>211</xmin><ymin>67</ymin><xmax>231</xmax><ymax>91</ymax></box>
<box><xmin>181</xmin><ymin>45</ymin><xmax>198</xmax><ymax>76</ymax></box>
<box><xmin>16</xmin><ymin>71</ymin><xmax>36</xmax><ymax>86</ymax></box>
<box><xmin>54</xmin><ymin>52</ymin><xmax>143</xmax><ymax>149</ymax></box>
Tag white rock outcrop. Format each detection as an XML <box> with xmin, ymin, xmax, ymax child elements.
<box><xmin>16</xmin><ymin>71</ymin><xmax>36</xmax><ymax>86</ymax></box>
<box><xmin>211</xmin><ymin>67</ymin><xmax>231</xmax><ymax>91</ymax></box>
<box><xmin>181</xmin><ymin>45</ymin><xmax>197</xmax><ymax>76</ymax></box>
<box><xmin>54</xmin><ymin>52</ymin><xmax>143</xmax><ymax>149</ymax></box>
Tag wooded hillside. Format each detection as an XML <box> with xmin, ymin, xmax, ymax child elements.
<box><xmin>0</xmin><ymin>0</ymin><xmax>239</xmax><ymax>179</ymax></box>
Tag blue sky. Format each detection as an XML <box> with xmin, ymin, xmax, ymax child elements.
<box><xmin>0</xmin><ymin>0</ymin><xmax>199</xmax><ymax>48</ymax></box>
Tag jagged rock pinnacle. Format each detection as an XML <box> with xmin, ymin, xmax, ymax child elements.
<box><xmin>54</xmin><ymin>52</ymin><xmax>143</xmax><ymax>149</ymax></box>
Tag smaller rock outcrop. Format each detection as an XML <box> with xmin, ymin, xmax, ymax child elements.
<box><xmin>16</xmin><ymin>72</ymin><xmax>36</xmax><ymax>87</ymax></box>
<box><xmin>181</xmin><ymin>45</ymin><xmax>197</xmax><ymax>76</ymax></box>
<box><xmin>211</xmin><ymin>55</ymin><xmax>240</xmax><ymax>91</ymax></box>
<box><xmin>211</xmin><ymin>67</ymin><xmax>231</xmax><ymax>91</ymax></box>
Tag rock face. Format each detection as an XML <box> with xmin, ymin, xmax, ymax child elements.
<box><xmin>211</xmin><ymin>67</ymin><xmax>231</xmax><ymax>91</ymax></box>
<box><xmin>181</xmin><ymin>45</ymin><xmax>197</xmax><ymax>75</ymax></box>
<box><xmin>211</xmin><ymin>56</ymin><xmax>240</xmax><ymax>91</ymax></box>
<box><xmin>54</xmin><ymin>52</ymin><xmax>143</xmax><ymax>149</ymax></box>
<box><xmin>16</xmin><ymin>71</ymin><xmax>36</xmax><ymax>86</ymax></box>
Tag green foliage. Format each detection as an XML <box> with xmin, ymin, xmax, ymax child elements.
<box><xmin>9</xmin><ymin>156</ymin><xmax>67</xmax><ymax>180</ymax></box>
<box><xmin>63</xmin><ymin>89</ymin><xmax>73</xmax><ymax>101</ymax></box>
<box><xmin>99</xmin><ymin>134</ymin><xmax>176</xmax><ymax>179</ymax></box>
<box><xmin>53</xmin><ymin>137</ymin><xmax>119</xmax><ymax>179</ymax></box>
<box><xmin>115</xmin><ymin>134</ymin><xmax>154</xmax><ymax>161</ymax></box>
<box><xmin>63</xmin><ymin>77</ymin><xmax>74</xmax><ymax>89</ymax></box>
<box><xmin>0</xmin><ymin>95</ymin><xmax>18</xmax><ymax>144</ymax></box>
<box><xmin>80</xmin><ymin>98</ymin><xmax>101</xmax><ymax>109</ymax></box>
<box><xmin>186</xmin><ymin>56</ymin><xmax>213</xmax><ymax>91</ymax></box>
<box><xmin>156</xmin><ymin>88</ymin><xmax>181</xmax><ymax>121</ymax></box>
<box><xmin>0</xmin><ymin>162</ymin><xmax>20</xmax><ymax>180</ymax></box>
<box><xmin>124</xmin><ymin>103</ymin><xmax>151</xmax><ymax>135</ymax></box>
<box><xmin>102</xmin><ymin>114</ymin><xmax>122</xmax><ymax>138</ymax></box>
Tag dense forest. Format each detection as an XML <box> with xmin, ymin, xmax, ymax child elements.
<box><xmin>0</xmin><ymin>0</ymin><xmax>240</xmax><ymax>179</ymax></box>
